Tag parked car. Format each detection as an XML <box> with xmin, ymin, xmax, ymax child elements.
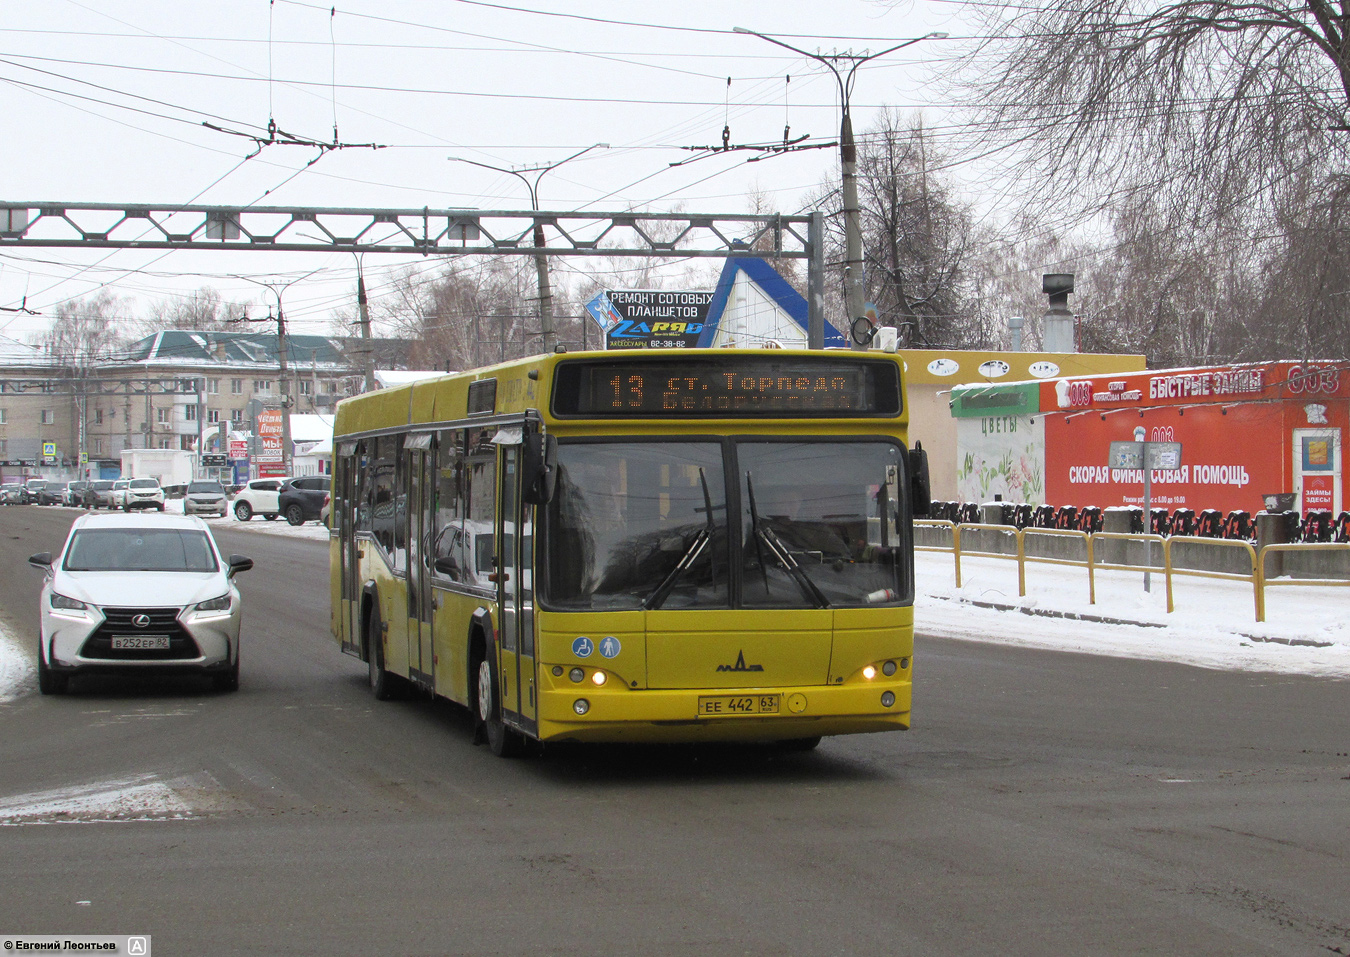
<box><xmin>109</xmin><ymin>479</ymin><xmax>131</xmax><ymax>510</ymax></box>
<box><xmin>88</xmin><ymin>480</ymin><xmax>117</xmax><ymax>508</ymax></box>
<box><xmin>232</xmin><ymin>478</ymin><xmax>286</xmax><ymax>522</ymax></box>
<box><xmin>183</xmin><ymin>480</ymin><xmax>228</xmax><ymax>518</ymax></box>
<box><xmin>27</xmin><ymin>512</ymin><xmax>253</xmax><ymax>693</ymax></box>
<box><xmin>122</xmin><ymin>477</ymin><xmax>166</xmax><ymax>511</ymax></box>
<box><xmin>278</xmin><ymin>475</ymin><xmax>330</xmax><ymax>526</ymax></box>
<box><xmin>28</xmin><ymin>480</ymin><xmax>61</xmax><ymax>506</ymax></box>
<box><xmin>24</xmin><ymin>479</ymin><xmax>48</xmax><ymax>504</ymax></box>
<box><xmin>62</xmin><ymin>481</ymin><xmax>88</xmax><ymax>507</ymax></box>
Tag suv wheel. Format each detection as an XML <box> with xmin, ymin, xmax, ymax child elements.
<box><xmin>285</xmin><ymin>503</ymin><xmax>306</xmax><ymax>526</ymax></box>
<box><xmin>234</xmin><ymin>501</ymin><xmax>253</xmax><ymax>521</ymax></box>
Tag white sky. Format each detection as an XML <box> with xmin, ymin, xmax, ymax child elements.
<box><xmin>0</xmin><ymin>0</ymin><xmax>971</xmax><ymax>344</ymax></box>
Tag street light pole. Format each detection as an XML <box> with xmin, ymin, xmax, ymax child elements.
<box><xmin>733</xmin><ymin>27</ymin><xmax>947</xmax><ymax>350</ymax></box>
<box><xmin>450</xmin><ymin>145</ymin><xmax>608</xmax><ymax>354</ymax></box>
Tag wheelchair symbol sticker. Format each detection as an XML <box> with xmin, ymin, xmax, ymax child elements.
<box><xmin>599</xmin><ymin>636</ymin><xmax>621</xmax><ymax>659</ymax></box>
<box><xmin>571</xmin><ymin>636</ymin><xmax>594</xmax><ymax>658</ymax></box>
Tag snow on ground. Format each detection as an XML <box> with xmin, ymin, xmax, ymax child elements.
<box><xmin>2</xmin><ymin>507</ymin><xmax>1347</xmax><ymax>705</ymax></box>
<box><xmin>917</xmin><ymin>552</ymin><xmax>1350</xmax><ymax>677</ymax></box>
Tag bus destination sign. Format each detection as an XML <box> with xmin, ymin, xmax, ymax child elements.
<box><xmin>552</xmin><ymin>356</ymin><xmax>901</xmax><ymax>417</ymax></box>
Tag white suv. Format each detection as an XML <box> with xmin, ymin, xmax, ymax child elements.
<box><xmin>232</xmin><ymin>478</ymin><xmax>286</xmax><ymax>522</ymax></box>
<box><xmin>123</xmin><ymin>477</ymin><xmax>166</xmax><ymax>511</ymax></box>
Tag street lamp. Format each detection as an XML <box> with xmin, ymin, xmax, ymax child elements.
<box><xmin>449</xmin><ymin>144</ymin><xmax>609</xmax><ymax>354</ymax></box>
<box><xmin>733</xmin><ymin>27</ymin><xmax>947</xmax><ymax>349</ymax></box>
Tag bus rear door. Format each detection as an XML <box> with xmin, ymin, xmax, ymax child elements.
<box><xmin>496</xmin><ymin>442</ymin><xmax>538</xmax><ymax>734</ymax></box>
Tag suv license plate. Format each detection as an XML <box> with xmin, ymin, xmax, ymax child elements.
<box><xmin>697</xmin><ymin>694</ymin><xmax>781</xmax><ymax>717</ymax></box>
<box><xmin>111</xmin><ymin>635</ymin><xmax>171</xmax><ymax>650</ymax></box>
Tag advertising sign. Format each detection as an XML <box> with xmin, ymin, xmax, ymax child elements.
<box><xmin>255</xmin><ymin>409</ymin><xmax>285</xmax><ymax>477</ymax></box>
<box><xmin>228</xmin><ymin>438</ymin><xmax>248</xmax><ymax>459</ymax></box>
<box><xmin>599</xmin><ymin>290</ymin><xmax>714</xmax><ymax>350</ymax></box>
<box><xmin>1048</xmin><ymin>405</ymin><xmax>1284</xmax><ymax>514</ymax></box>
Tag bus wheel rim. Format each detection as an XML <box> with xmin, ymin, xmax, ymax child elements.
<box><xmin>477</xmin><ymin>659</ymin><xmax>492</xmax><ymax>721</ymax></box>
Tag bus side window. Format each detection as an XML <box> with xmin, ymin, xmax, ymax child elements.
<box><xmin>433</xmin><ymin>429</ymin><xmax>467</xmax><ymax>582</ymax></box>
<box><xmin>466</xmin><ymin>430</ymin><xmax>496</xmax><ymax>575</ymax></box>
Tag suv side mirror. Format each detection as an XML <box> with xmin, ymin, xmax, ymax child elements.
<box><xmin>227</xmin><ymin>555</ymin><xmax>254</xmax><ymax>577</ymax></box>
<box><xmin>908</xmin><ymin>442</ymin><xmax>931</xmax><ymax>518</ymax></box>
<box><xmin>28</xmin><ymin>552</ymin><xmax>52</xmax><ymax>569</ymax></box>
<box><xmin>522</xmin><ymin>432</ymin><xmax>558</xmax><ymax>505</ymax></box>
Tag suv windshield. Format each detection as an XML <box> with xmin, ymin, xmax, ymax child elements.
<box><xmin>63</xmin><ymin>528</ymin><xmax>219</xmax><ymax>572</ymax></box>
<box><xmin>188</xmin><ymin>482</ymin><xmax>224</xmax><ymax>494</ymax></box>
<box><xmin>543</xmin><ymin>439</ymin><xmax>909</xmax><ymax>611</ymax></box>
<box><xmin>129</xmin><ymin>479</ymin><xmax>160</xmax><ymax>489</ymax></box>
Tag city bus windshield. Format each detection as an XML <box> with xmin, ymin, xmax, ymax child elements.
<box><xmin>542</xmin><ymin>439</ymin><xmax>908</xmax><ymax>610</ymax></box>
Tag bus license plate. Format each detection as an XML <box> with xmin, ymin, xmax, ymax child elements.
<box><xmin>697</xmin><ymin>694</ymin><xmax>780</xmax><ymax>717</ymax></box>
<box><xmin>111</xmin><ymin>635</ymin><xmax>171</xmax><ymax>650</ymax></box>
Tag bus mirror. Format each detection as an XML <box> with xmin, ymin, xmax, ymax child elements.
<box><xmin>522</xmin><ymin>432</ymin><xmax>558</xmax><ymax>505</ymax></box>
<box><xmin>908</xmin><ymin>442</ymin><xmax>931</xmax><ymax>518</ymax></box>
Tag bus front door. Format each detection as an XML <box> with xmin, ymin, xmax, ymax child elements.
<box><xmin>497</xmin><ymin>445</ymin><xmax>538</xmax><ymax>734</ymax></box>
<box><xmin>338</xmin><ymin>442</ymin><xmax>362</xmax><ymax>656</ymax></box>
<box><xmin>405</xmin><ymin>445</ymin><xmax>435</xmax><ymax>687</ymax></box>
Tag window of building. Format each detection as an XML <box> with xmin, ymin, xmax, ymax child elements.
<box><xmin>324</xmin><ymin>379</ymin><xmax>338</xmax><ymax>394</ymax></box>
<box><xmin>0</xmin><ymin>408</ymin><xmax>6</xmax><ymax>424</ymax></box>
<box><xmin>207</xmin><ymin>378</ymin><xmax>219</xmax><ymax>394</ymax></box>
<box><xmin>94</xmin><ymin>408</ymin><xmax>104</xmax><ymax>425</ymax></box>
<box><xmin>185</xmin><ymin>405</ymin><xmax>198</xmax><ymax>422</ymax></box>
<box><xmin>299</xmin><ymin>379</ymin><xmax>313</xmax><ymax>396</ymax></box>
<box><xmin>41</xmin><ymin>409</ymin><xmax>55</xmax><ymax>425</ymax></box>
<box><xmin>0</xmin><ymin>439</ymin><xmax>6</xmax><ymax>455</ymax></box>
<box><xmin>207</xmin><ymin>409</ymin><xmax>220</xmax><ymax>424</ymax></box>
<box><xmin>254</xmin><ymin>380</ymin><xmax>272</xmax><ymax>393</ymax></box>
<box><xmin>158</xmin><ymin>438</ymin><xmax>171</xmax><ymax>449</ymax></box>
<box><xmin>92</xmin><ymin>438</ymin><xmax>103</xmax><ymax>454</ymax></box>
<box><xmin>230</xmin><ymin>408</ymin><xmax>243</xmax><ymax>422</ymax></box>
<box><xmin>231</xmin><ymin>379</ymin><xmax>243</xmax><ymax>394</ymax></box>
<box><xmin>157</xmin><ymin>408</ymin><xmax>170</xmax><ymax>423</ymax></box>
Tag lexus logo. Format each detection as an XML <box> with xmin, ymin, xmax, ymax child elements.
<box><xmin>131</xmin><ymin>614</ymin><xmax>151</xmax><ymax>629</ymax></box>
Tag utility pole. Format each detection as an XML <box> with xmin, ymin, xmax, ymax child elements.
<box><xmin>449</xmin><ymin>144</ymin><xmax>609</xmax><ymax>353</ymax></box>
<box><xmin>354</xmin><ymin>255</ymin><xmax>375</xmax><ymax>393</ymax></box>
<box><xmin>240</xmin><ymin>270</ymin><xmax>319</xmax><ymax>478</ymax></box>
<box><xmin>733</xmin><ymin>27</ymin><xmax>947</xmax><ymax>350</ymax></box>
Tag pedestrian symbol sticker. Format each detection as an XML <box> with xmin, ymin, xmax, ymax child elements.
<box><xmin>572</xmin><ymin>636</ymin><xmax>594</xmax><ymax>658</ymax></box>
<box><xmin>599</xmin><ymin>636</ymin><xmax>621</xmax><ymax>659</ymax></box>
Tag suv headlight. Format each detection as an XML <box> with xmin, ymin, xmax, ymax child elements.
<box><xmin>50</xmin><ymin>592</ymin><xmax>87</xmax><ymax>611</ymax></box>
<box><xmin>195</xmin><ymin>594</ymin><xmax>232</xmax><ymax>612</ymax></box>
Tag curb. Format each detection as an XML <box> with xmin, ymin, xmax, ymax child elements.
<box><xmin>928</xmin><ymin>595</ymin><xmax>1335</xmax><ymax>647</ymax></box>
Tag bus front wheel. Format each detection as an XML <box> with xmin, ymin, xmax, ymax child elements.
<box><xmin>476</xmin><ymin>655</ymin><xmax>523</xmax><ymax>757</ymax></box>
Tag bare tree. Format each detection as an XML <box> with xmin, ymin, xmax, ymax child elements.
<box><xmin>809</xmin><ymin>111</ymin><xmax>981</xmax><ymax>346</ymax></box>
<box><xmin>33</xmin><ymin>291</ymin><xmax>130</xmax><ymax>364</ymax></box>
<box><xmin>958</xmin><ymin>1</ymin><xmax>1350</xmax><ymax>221</ymax></box>
<box><xmin>138</xmin><ymin>286</ymin><xmax>247</xmax><ymax>336</ymax></box>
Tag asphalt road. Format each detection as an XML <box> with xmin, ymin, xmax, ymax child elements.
<box><xmin>0</xmin><ymin>504</ymin><xmax>1347</xmax><ymax>956</ymax></box>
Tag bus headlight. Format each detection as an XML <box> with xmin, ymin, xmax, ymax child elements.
<box><xmin>573</xmin><ymin>699</ymin><xmax>590</xmax><ymax>715</ymax></box>
<box><xmin>591</xmin><ymin>671</ymin><xmax>607</xmax><ymax>686</ymax></box>
<box><xmin>862</xmin><ymin>665</ymin><xmax>876</xmax><ymax>680</ymax></box>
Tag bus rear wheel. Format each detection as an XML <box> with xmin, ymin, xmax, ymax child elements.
<box><xmin>476</xmin><ymin>656</ymin><xmax>523</xmax><ymax>757</ymax></box>
<box><xmin>366</xmin><ymin>604</ymin><xmax>397</xmax><ymax>700</ymax></box>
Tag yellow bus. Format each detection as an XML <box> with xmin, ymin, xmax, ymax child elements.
<box><xmin>329</xmin><ymin>348</ymin><xmax>930</xmax><ymax>755</ymax></box>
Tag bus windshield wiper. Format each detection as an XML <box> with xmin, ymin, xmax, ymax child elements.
<box><xmin>645</xmin><ymin>468</ymin><xmax>718</xmax><ymax>610</ymax></box>
<box><xmin>746</xmin><ymin>472</ymin><xmax>828</xmax><ymax>608</ymax></box>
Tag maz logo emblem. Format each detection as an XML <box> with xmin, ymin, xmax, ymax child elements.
<box><xmin>131</xmin><ymin>614</ymin><xmax>151</xmax><ymax>629</ymax></box>
<box><xmin>716</xmin><ymin>651</ymin><xmax>763</xmax><ymax>673</ymax></box>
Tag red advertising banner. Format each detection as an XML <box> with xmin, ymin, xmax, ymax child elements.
<box><xmin>1045</xmin><ymin>403</ymin><xmax>1286</xmax><ymax>515</ymax></box>
<box><xmin>255</xmin><ymin>409</ymin><xmax>285</xmax><ymax>477</ymax></box>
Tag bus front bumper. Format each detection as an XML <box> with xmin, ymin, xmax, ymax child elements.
<box><xmin>536</xmin><ymin>680</ymin><xmax>911</xmax><ymax>744</ymax></box>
